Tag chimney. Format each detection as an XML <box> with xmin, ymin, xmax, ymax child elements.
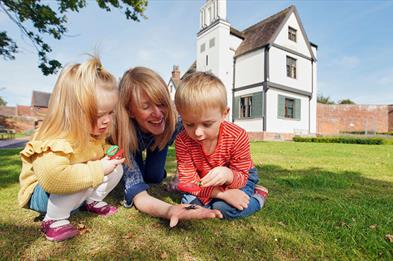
<box><xmin>171</xmin><ymin>65</ymin><xmax>180</xmax><ymax>81</ymax></box>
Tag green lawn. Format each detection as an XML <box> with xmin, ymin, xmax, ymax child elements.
<box><xmin>0</xmin><ymin>142</ymin><xmax>392</xmax><ymax>260</ymax></box>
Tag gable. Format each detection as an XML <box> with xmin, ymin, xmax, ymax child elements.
<box><xmin>272</xmin><ymin>10</ymin><xmax>314</xmax><ymax>59</ymax></box>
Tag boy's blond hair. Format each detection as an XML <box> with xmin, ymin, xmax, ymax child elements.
<box><xmin>175</xmin><ymin>72</ymin><xmax>227</xmax><ymax>116</ymax></box>
<box><xmin>34</xmin><ymin>55</ymin><xmax>117</xmax><ymax>152</ymax></box>
<box><xmin>111</xmin><ymin>67</ymin><xmax>177</xmax><ymax>166</ymax></box>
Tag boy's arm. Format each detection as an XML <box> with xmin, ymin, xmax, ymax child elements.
<box><xmin>227</xmin><ymin>130</ymin><xmax>253</xmax><ymax>189</ymax></box>
<box><xmin>175</xmin><ymin>136</ymin><xmax>216</xmax><ymax>199</ymax></box>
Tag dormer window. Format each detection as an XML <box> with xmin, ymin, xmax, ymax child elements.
<box><xmin>288</xmin><ymin>26</ymin><xmax>297</xmax><ymax>42</ymax></box>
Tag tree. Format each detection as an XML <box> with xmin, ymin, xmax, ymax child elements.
<box><xmin>317</xmin><ymin>94</ymin><xmax>335</xmax><ymax>104</ymax></box>
<box><xmin>338</xmin><ymin>99</ymin><xmax>356</xmax><ymax>105</ymax></box>
<box><xmin>0</xmin><ymin>96</ymin><xmax>6</xmax><ymax>106</ymax></box>
<box><xmin>0</xmin><ymin>0</ymin><xmax>148</xmax><ymax>75</ymax></box>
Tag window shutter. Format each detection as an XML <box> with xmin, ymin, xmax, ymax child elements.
<box><xmin>294</xmin><ymin>98</ymin><xmax>301</xmax><ymax>120</ymax></box>
<box><xmin>277</xmin><ymin>95</ymin><xmax>285</xmax><ymax>119</ymax></box>
<box><xmin>251</xmin><ymin>92</ymin><xmax>263</xmax><ymax>118</ymax></box>
<box><xmin>233</xmin><ymin>96</ymin><xmax>240</xmax><ymax>119</ymax></box>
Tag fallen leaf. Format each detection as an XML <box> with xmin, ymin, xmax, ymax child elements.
<box><xmin>122</xmin><ymin>232</ymin><xmax>134</xmax><ymax>239</ymax></box>
<box><xmin>77</xmin><ymin>223</ymin><xmax>86</xmax><ymax>229</ymax></box>
<box><xmin>160</xmin><ymin>251</ymin><xmax>168</xmax><ymax>259</ymax></box>
<box><xmin>369</xmin><ymin>224</ymin><xmax>377</xmax><ymax>229</ymax></box>
<box><xmin>277</xmin><ymin>221</ymin><xmax>287</xmax><ymax>227</ymax></box>
<box><xmin>385</xmin><ymin>234</ymin><xmax>393</xmax><ymax>243</ymax></box>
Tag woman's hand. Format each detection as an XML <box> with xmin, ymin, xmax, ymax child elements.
<box><xmin>216</xmin><ymin>189</ymin><xmax>249</xmax><ymax>211</ymax></box>
<box><xmin>200</xmin><ymin>166</ymin><xmax>233</xmax><ymax>187</ymax></box>
<box><xmin>167</xmin><ymin>204</ymin><xmax>223</xmax><ymax>227</ymax></box>
<box><xmin>101</xmin><ymin>156</ymin><xmax>125</xmax><ymax>175</ymax></box>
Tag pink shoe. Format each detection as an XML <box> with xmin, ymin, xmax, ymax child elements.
<box><xmin>41</xmin><ymin>220</ymin><xmax>79</xmax><ymax>241</ymax></box>
<box><xmin>254</xmin><ymin>185</ymin><xmax>269</xmax><ymax>199</ymax></box>
<box><xmin>83</xmin><ymin>201</ymin><xmax>117</xmax><ymax>216</ymax></box>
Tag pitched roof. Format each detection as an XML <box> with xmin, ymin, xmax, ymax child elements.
<box><xmin>31</xmin><ymin>90</ymin><xmax>51</xmax><ymax>108</ymax></box>
<box><xmin>181</xmin><ymin>61</ymin><xmax>197</xmax><ymax>80</ymax></box>
<box><xmin>169</xmin><ymin>78</ymin><xmax>181</xmax><ymax>89</ymax></box>
<box><xmin>235</xmin><ymin>6</ymin><xmax>292</xmax><ymax>57</ymax></box>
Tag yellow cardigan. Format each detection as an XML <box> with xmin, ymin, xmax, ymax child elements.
<box><xmin>18</xmin><ymin>138</ymin><xmax>109</xmax><ymax>208</ymax></box>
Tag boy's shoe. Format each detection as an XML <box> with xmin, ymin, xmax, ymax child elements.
<box><xmin>254</xmin><ymin>185</ymin><xmax>269</xmax><ymax>199</ymax></box>
<box><xmin>83</xmin><ymin>201</ymin><xmax>117</xmax><ymax>216</ymax></box>
<box><xmin>41</xmin><ymin>219</ymin><xmax>79</xmax><ymax>241</ymax></box>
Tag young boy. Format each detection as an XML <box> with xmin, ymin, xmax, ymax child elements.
<box><xmin>174</xmin><ymin>72</ymin><xmax>268</xmax><ymax>219</ymax></box>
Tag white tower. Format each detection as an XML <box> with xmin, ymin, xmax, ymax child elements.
<box><xmin>197</xmin><ymin>0</ymin><xmax>233</xmax><ymax>120</ymax></box>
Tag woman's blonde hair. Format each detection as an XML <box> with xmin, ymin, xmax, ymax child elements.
<box><xmin>175</xmin><ymin>71</ymin><xmax>227</xmax><ymax>116</ymax></box>
<box><xmin>34</xmin><ymin>55</ymin><xmax>117</xmax><ymax>151</ymax></box>
<box><xmin>112</xmin><ymin>67</ymin><xmax>177</xmax><ymax>166</ymax></box>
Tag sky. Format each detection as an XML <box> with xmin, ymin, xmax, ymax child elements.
<box><xmin>0</xmin><ymin>0</ymin><xmax>393</xmax><ymax>106</ymax></box>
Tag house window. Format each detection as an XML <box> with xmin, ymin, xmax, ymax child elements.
<box><xmin>286</xmin><ymin>56</ymin><xmax>296</xmax><ymax>79</ymax></box>
<box><xmin>288</xmin><ymin>26</ymin><xmax>297</xmax><ymax>42</ymax></box>
<box><xmin>277</xmin><ymin>94</ymin><xmax>301</xmax><ymax>120</ymax></box>
<box><xmin>200</xmin><ymin>43</ymin><xmax>206</xmax><ymax>53</ymax></box>
<box><xmin>209</xmin><ymin>38</ymin><xmax>215</xmax><ymax>48</ymax></box>
<box><xmin>240</xmin><ymin>96</ymin><xmax>252</xmax><ymax>118</ymax></box>
<box><xmin>206</xmin><ymin>55</ymin><xmax>208</xmax><ymax>66</ymax></box>
<box><xmin>285</xmin><ymin>98</ymin><xmax>295</xmax><ymax>118</ymax></box>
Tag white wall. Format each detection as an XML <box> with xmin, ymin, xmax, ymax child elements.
<box><xmin>234</xmin><ymin>49</ymin><xmax>264</xmax><ymax>88</ymax></box>
<box><xmin>274</xmin><ymin>13</ymin><xmax>311</xmax><ymax>58</ymax></box>
<box><xmin>309</xmin><ymin>45</ymin><xmax>318</xmax><ymax>133</ymax></box>
<box><xmin>269</xmin><ymin>46</ymin><xmax>312</xmax><ymax>93</ymax></box>
<box><xmin>266</xmin><ymin>89</ymin><xmax>310</xmax><ymax>133</ymax></box>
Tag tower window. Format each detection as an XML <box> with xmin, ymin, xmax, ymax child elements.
<box><xmin>206</xmin><ymin>55</ymin><xmax>208</xmax><ymax>66</ymax></box>
<box><xmin>200</xmin><ymin>43</ymin><xmax>206</xmax><ymax>53</ymax></box>
<box><xmin>209</xmin><ymin>38</ymin><xmax>215</xmax><ymax>48</ymax></box>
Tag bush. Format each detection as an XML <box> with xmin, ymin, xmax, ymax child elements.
<box><xmin>377</xmin><ymin>132</ymin><xmax>393</xmax><ymax>136</ymax></box>
<box><xmin>293</xmin><ymin>136</ymin><xmax>386</xmax><ymax>145</ymax></box>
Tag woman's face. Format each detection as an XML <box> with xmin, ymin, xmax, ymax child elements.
<box><xmin>130</xmin><ymin>91</ymin><xmax>167</xmax><ymax>135</ymax></box>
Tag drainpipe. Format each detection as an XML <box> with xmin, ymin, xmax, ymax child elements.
<box><xmin>263</xmin><ymin>44</ymin><xmax>270</xmax><ymax>131</ymax></box>
<box><xmin>232</xmin><ymin>57</ymin><xmax>236</xmax><ymax>122</ymax></box>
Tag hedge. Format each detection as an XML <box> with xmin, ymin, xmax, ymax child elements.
<box><xmin>293</xmin><ymin>136</ymin><xmax>385</xmax><ymax>145</ymax></box>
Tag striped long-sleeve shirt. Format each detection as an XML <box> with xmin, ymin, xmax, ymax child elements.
<box><xmin>175</xmin><ymin>121</ymin><xmax>254</xmax><ymax>205</ymax></box>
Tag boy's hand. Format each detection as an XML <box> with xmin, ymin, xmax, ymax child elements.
<box><xmin>217</xmin><ymin>189</ymin><xmax>250</xmax><ymax>211</ymax></box>
<box><xmin>200</xmin><ymin>166</ymin><xmax>233</xmax><ymax>187</ymax></box>
<box><xmin>167</xmin><ymin>204</ymin><xmax>223</xmax><ymax>227</ymax></box>
<box><xmin>101</xmin><ymin>156</ymin><xmax>125</xmax><ymax>175</ymax></box>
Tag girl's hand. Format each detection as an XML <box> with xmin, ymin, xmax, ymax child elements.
<box><xmin>101</xmin><ymin>156</ymin><xmax>125</xmax><ymax>175</ymax></box>
<box><xmin>200</xmin><ymin>166</ymin><xmax>234</xmax><ymax>187</ymax></box>
<box><xmin>217</xmin><ymin>189</ymin><xmax>249</xmax><ymax>210</ymax></box>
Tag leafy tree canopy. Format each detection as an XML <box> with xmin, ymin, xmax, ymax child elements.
<box><xmin>338</xmin><ymin>99</ymin><xmax>356</xmax><ymax>104</ymax></box>
<box><xmin>317</xmin><ymin>94</ymin><xmax>335</xmax><ymax>104</ymax></box>
<box><xmin>0</xmin><ymin>96</ymin><xmax>6</xmax><ymax>106</ymax></box>
<box><xmin>0</xmin><ymin>0</ymin><xmax>148</xmax><ymax>75</ymax></box>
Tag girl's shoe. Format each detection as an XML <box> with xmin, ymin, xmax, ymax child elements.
<box><xmin>41</xmin><ymin>219</ymin><xmax>79</xmax><ymax>241</ymax></box>
<box><xmin>83</xmin><ymin>201</ymin><xmax>117</xmax><ymax>216</ymax></box>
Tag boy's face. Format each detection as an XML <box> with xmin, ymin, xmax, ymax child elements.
<box><xmin>181</xmin><ymin>107</ymin><xmax>229</xmax><ymax>146</ymax></box>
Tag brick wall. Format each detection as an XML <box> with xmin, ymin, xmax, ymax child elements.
<box><xmin>0</xmin><ymin>106</ymin><xmax>16</xmax><ymax>117</ymax></box>
<box><xmin>317</xmin><ymin>104</ymin><xmax>391</xmax><ymax>135</ymax></box>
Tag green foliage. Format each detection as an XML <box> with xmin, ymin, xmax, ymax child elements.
<box><xmin>338</xmin><ymin>99</ymin><xmax>356</xmax><ymax>104</ymax></box>
<box><xmin>317</xmin><ymin>94</ymin><xmax>335</xmax><ymax>104</ymax></box>
<box><xmin>0</xmin><ymin>0</ymin><xmax>148</xmax><ymax>75</ymax></box>
<box><xmin>0</xmin><ymin>96</ymin><xmax>6</xmax><ymax>106</ymax></box>
<box><xmin>293</xmin><ymin>136</ymin><xmax>387</xmax><ymax>145</ymax></box>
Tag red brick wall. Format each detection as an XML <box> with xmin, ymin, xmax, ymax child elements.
<box><xmin>317</xmin><ymin>104</ymin><xmax>390</xmax><ymax>135</ymax></box>
<box><xmin>247</xmin><ymin>132</ymin><xmax>294</xmax><ymax>141</ymax></box>
<box><xmin>0</xmin><ymin>106</ymin><xmax>16</xmax><ymax>117</ymax></box>
<box><xmin>389</xmin><ymin>105</ymin><xmax>393</xmax><ymax>131</ymax></box>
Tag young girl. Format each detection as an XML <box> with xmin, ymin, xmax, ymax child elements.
<box><xmin>18</xmin><ymin>56</ymin><xmax>124</xmax><ymax>241</ymax></box>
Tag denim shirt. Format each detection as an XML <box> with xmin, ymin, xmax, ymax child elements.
<box><xmin>123</xmin><ymin>118</ymin><xmax>183</xmax><ymax>206</ymax></box>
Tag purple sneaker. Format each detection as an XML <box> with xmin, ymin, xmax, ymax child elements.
<box><xmin>41</xmin><ymin>220</ymin><xmax>79</xmax><ymax>241</ymax></box>
<box><xmin>83</xmin><ymin>201</ymin><xmax>117</xmax><ymax>216</ymax></box>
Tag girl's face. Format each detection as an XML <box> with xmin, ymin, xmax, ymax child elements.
<box><xmin>91</xmin><ymin>88</ymin><xmax>117</xmax><ymax>136</ymax></box>
<box><xmin>130</xmin><ymin>91</ymin><xmax>167</xmax><ymax>135</ymax></box>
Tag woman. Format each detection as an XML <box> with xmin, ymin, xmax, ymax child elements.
<box><xmin>112</xmin><ymin>67</ymin><xmax>222</xmax><ymax>227</ymax></box>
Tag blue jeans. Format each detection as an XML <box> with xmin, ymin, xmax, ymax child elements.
<box><xmin>181</xmin><ymin>168</ymin><xmax>265</xmax><ymax>219</ymax></box>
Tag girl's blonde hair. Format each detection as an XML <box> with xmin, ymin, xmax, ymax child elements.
<box><xmin>112</xmin><ymin>67</ymin><xmax>177</xmax><ymax>166</ymax></box>
<box><xmin>175</xmin><ymin>71</ymin><xmax>227</xmax><ymax>116</ymax></box>
<box><xmin>34</xmin><ymin>55</ymin><xmax>117</xmax><ymax>152</ymax></box>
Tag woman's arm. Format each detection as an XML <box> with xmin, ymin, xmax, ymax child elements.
<box><xmin>133</xmin><ymin>191</ymin><xmax>222</xmax><ymax>227</ymax></box>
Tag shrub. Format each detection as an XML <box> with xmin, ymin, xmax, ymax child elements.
<box><xmin>293</xmin><ymin>136</ymin><xmax>386</xmax><ymax>145</ymax></box>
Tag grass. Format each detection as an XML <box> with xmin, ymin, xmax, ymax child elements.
<box><xmin>0</xmin><ymin>142</ymin><xmax>392</xmax><ymax>260</ymax></box>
